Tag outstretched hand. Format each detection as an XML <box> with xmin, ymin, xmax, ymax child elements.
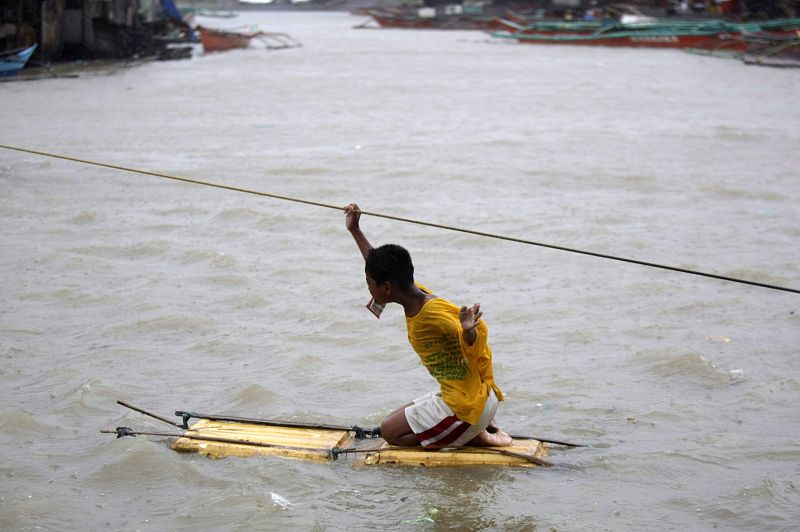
<box><xmin>344</xmin><ymin>202</ymin><xmax>374</xmax><ymax>261</ymax></box>
<box><xmin>460</xmin><ymin>303</ymin><xmax>482</xmax><ymax>345</ymax></box>
<box><xmin>344</xmin><ymin>203</ymin><xmax>361</xmax><ymax>232</ymax></box>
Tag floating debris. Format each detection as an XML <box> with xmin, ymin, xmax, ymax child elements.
<box><xmin>269</xmin><ymin>492</ymin><xmax>294</xmax><ymax>510</ymax></box>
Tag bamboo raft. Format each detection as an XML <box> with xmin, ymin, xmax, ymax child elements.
<box><xmin>171</xmin><ymin>417</ymin><xmax>549</xmax><ymax>467</ymax></box>
<box><xmin>106</xmin><ymin>401</ymin><xmax>555</xmax><ymax>468</ymax></box>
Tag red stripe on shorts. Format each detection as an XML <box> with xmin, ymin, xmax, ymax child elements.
<box><xmin>427</xmin><ymin>420</ymin><xmax>471</xmax><ymax>448</ymax></box>
<box><xmin>416</xmin><ymin>415</ymin><xmax>459</xmax><ymax>442</ymax></box>
<box><xmin>416</xmin><ymin>415</ymin><xmax>472</xmax><ymax>449</ymax></box>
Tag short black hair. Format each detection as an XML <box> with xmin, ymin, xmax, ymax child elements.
<box><xmin>365</xmin><ymin>244</ymin><xmax>414</xmax><ymax>288</ymax></box>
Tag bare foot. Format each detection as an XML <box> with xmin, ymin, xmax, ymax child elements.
<box><xmin>469</xmin><ymin>425</ymin><xmax>513</xmax><ymax>447</ymax></box>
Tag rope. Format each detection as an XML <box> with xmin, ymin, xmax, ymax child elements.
<box><xmin>2</xmin><ymin>143</ymin><xmax>798</xmax><ymax>295</ymax></box>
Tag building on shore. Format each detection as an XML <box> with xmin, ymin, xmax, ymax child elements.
<box><xmin>0</xmin><ymin>0</ymin><xmax>189</xmax><ymax>61</ymax></box>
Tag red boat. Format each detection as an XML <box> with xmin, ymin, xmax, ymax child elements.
<box><xmin>197</xmin><ymin>26</ymin><xmax>301</xmax><ymax>53</ymax></box>
<box><xmin>503</xmin><ymin>30</ymin><xmax>747</xmax><ymax>49</ymax></box>
<box><xmin>491</xmin><ymin>17</ymin><xmax>800</xmax><ymax>50</ymax></box>
<box><xmin>198</xmin><ymin>26</ymin><xmax>253</xmax><ymax>52</ymax></box>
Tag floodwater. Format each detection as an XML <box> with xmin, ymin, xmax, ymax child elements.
<box><xmin>2</xmin><ymin>11</ymin><xmax>799</xmax><ymax>531</ymax></box>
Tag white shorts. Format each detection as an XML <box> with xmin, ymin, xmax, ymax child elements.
<box><xmin>404</xmin><ymin>389</ymin><xmax>499</xmax><ymax>449</ymax></box>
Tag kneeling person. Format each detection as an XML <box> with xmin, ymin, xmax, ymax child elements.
<box><xmin>344</xmin><ymin>203</ymin><xmax>512</xmax><ymax>449</ymax></box>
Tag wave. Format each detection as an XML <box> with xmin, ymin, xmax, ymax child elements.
<box><xmin>103</xmin><ymin>314</ymin><xmax>217</xmax><ymax>337</ymax></box>
<box><xmin>18</xmin><ymin>287</ymin><xmax>118</xmax><ymax>306</ymax></box>
<box><xmin>0</xmin><ymin>408</ymin><xmax>58</xmax><ymax>438</ymax></box>
<box><xmin>225</xmin><ymin>292</ymin><xmax>268</xmax><ymax>309</ymax></box>
<box><xmin>632</xmin><ymin>349</ymin><xmax>745</xmax><ymax>388</ymax></box>
<box><xmin>224</xmin><ymin>383</ymin><xmax>282</xmax><ymax>411</ymax></box>
<box><xmin>213</xmin><ymin>207</ymin><xmax>264</xmax><ymax>223</ymax></box>
<box><xmin>700</xmin><ymin>473</ymin><xmax>800</xmax><ymax>530</ymax></box>
<box><xmin>700</xmin><ymin>185</ymin><xmax>785</xmax><ymax>202</ymax></box>
<box><xmin>720</xmin><ymin>267</ymin><xmax>791</xmax><ymax>286</ymax></box>
<box><xmin>66</xmin><ymin>211</ymin><xmax>100</xmax><ymax>225</ymax></box>
<box><xmin>68</xmin><ymin>240</ymin><xmax>172</xmax><ymax>260</ymax></box>
<box><xmin>87</xmin><ymin>437</ymin><xmax>226</xmax><ymax>488</ymax></box>
<box><xmin>52</xmin><ymin>378</ymin><xmax>120</xmax><ymax>420</ymax></box>
<box><xmin>176</xmin><ymin>249</ymin><xmax>237</xmax><ymax>268</ymax></box>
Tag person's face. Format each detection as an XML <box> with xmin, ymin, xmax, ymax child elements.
<box><xmin>366</xmin><ymin>272</ymin><xmax>389</xmax><ymax>305</ymax></box>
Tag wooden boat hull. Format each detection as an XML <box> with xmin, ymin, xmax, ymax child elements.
<box><xmin>497</xmin><ymin>30</ymin><xmax>745</xmax><ymax>50</ymax></box>
<box><xmin>368</xmin><ymin>12</ymin><xmax>502</xmax><ymax>30</ymax></box>
<box><xmin>492</xmin><ymin>17</ymin><xmax>602</xmax><ymax>35</ymax></box>
<box><xmin>198</xmin><ymin>27</ymin><xmax>252</xmax><ymax>52</ymax></box>
<box><xmin>742</xmin><ymin>37</ymin><xmax>800</xmax><ymax>67</ymax></box>
<box><xmin>495</xmin><ymin>16</ymin><xmax>800</xmax><ymax>37</ymax></box>
<box><xmin>492</xmin><ymin>17</ymin><xmax>800</xmax><ymax>50</ymax></box>
<box><xmin>0</xmin><ymin>44</ymin><xmax>37</xmax><ymax>77</ymax></box>
<box><xmin>172</xmin><ymin>418</ymin><xmax>548</xmax><ymax>467</ymax></box>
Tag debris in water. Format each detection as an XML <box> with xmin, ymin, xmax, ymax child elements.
<box><xmin>705</xmin><ymin>335</ymin><xmax>731</xmax><ymax>343</ymax></box>
<box><xmin>401</xmin><ymin>507</ymin><xmax>438</xmax><ymax>525</ymax></box>
<box><xmin>269</xmin><ymin>492</ymin><xmax>294</xmax><ymax>510</ymax></box>
<box><xmin>728</xmin><ymin>369</ymin><xmax>745</xmax><ymax>383</ymax></box>
<box><xmin>401</xmin><ymin>516</ymin><xmax>435</xmax><ymax>525</ymax></box>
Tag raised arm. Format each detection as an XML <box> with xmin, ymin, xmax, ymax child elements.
<box><xmin>344</xmin><ymin>203</ymin><xmax>373</xmax><ymax>261</ymax></box>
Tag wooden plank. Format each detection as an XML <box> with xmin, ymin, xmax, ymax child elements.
<box><xmin>360</xmin><ymin>439</ymin><xmax>547</xmax><ymax>467</ymax></box>
<box><xmin>193</xmin><ymin>420</ymin><xmax>347</xmax><ymax>447</ymax></box>
<box><xmin>171</xmin><ymin>419</ymin><xmax>350</xmax><ymax>462</ymax></box>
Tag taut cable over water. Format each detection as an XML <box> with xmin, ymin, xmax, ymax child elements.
<box><xmin>2</xmin><ymin>143</ymin><xmax>798</xmax><ymax>295</ymax></box>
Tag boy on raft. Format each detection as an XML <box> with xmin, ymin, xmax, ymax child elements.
<box><xmin>344</xmin><ymin>203</ymin><xmax>512</xmax><ymax>449</ymax></box>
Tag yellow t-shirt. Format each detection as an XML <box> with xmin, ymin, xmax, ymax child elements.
<box><xmin>405</xmin><ymin>284</ymin><xmax>504</xmax><ymax>425</ymax></box>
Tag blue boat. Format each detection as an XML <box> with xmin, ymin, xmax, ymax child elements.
<box><xmin>0</xmin><ymin>43</ymin><xmax>37</xmax><ymax>77</ymax></box>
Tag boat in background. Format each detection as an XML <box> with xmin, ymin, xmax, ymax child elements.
<box><xmin>492</xmin><ymin>25</ymin><xmax>744</xmax><ymax>49</ymax></box>
<box><xmin>742</xmin><ymin>32</ymin><xmax>800</xmax><ymax>67</ymax></box>
<box><xmin>688</xmin><ymin>30</ymin><xmax>800</xmax><ymax>67</ymax></box>
<box><xmin>198</xmin><ymin>26</ymin><xmax>252</xmax><ymax>52</ymax></box>
<box><xmin>492</xmin><ymin>17</ymin><xmax>604</xmax><ymax>35</ymax></box>
<box><xmin>197</xmin><ymin>26</ymin><xmax>300</xmax><ymax>53</ymax></box>
<box><xmin>494</xmin><ymin>16</ymin><xmax>800</xmax><ymax>36</ymax></box>
<box><xmin>490</xmin><ymin>18</ymin><xmax>800</xmax><ymax>50</ymax></box>
<box><xmin>358</xmin><ymin>6</ymin><xmax>505</xmax><ymax>31</ymax></box>
<box><xmin>0</xmin><ymin>44</ymin><xmax>37</xmax><ymax>77</ymax></box>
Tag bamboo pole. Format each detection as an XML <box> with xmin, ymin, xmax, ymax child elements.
<box><xmin>101</xmin><ymin>427</ymin><xmax>336</xmax><ymax>458</ymax></box>
<box><xmin>335</xmin><ymin>445</ymin><xmax>553</xmax><ymax>467</ymax></box>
